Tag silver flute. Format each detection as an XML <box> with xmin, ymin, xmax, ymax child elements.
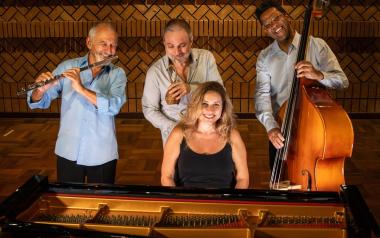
<box><xmin>16</xmin><ymin>55</ymin><xmax>118</xmax><ymax>96</ymax></box>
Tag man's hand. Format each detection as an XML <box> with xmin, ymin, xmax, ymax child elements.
<box><xmin>167</xmin><ymin>81</ymin><xmax>190</xmax><ymax>100</ymax></box>
<box><xmin>34</xmin><ymin>72</ymin><xmax>57</xmax><ymax>93</ymax></box>
<box><xmin>63</xmin><ymin>68</ymin><xmax>97</xmax><ymax>105</ymax></box>
<box><xmin>62</xmin><ymin>68</ymin><xmax>84</xmax><ymax>93</ymax></box>
<box><xmin>31</xmin><ymin>72</ymin><xmax>58</xmax><ymax>102</ymax></box>
<box><xmin>268</xmin><ymin>128</ymin><xmax>285</xmax><ymax>149</ymax></box>
<box><xmin>295</xmin><ymin>60</ymin><xmax>324</xmax><ymax>81</ymax></box>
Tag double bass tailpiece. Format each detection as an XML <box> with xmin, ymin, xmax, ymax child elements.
<box><xmin>16</xmin><ymin>55</ymin><xmax>118</xmax><ymax>96</ymax></box>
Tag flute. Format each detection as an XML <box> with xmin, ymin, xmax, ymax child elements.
<box><xmin>16</xmin><ymin>55</ymin><xmax>118</xmax><ymax>96</ymax></box>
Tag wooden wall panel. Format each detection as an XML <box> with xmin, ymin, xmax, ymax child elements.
<box><xmin>1</xmin><ymin>20</ymin><xmax>379</xmax><ymax>38</ymax></box>
<box><xmin>0</xmin><ymin>0</ymin><xmax>379</xmax><ymax>114</ymax></box>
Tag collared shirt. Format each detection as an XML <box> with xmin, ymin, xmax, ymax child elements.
<box><xmin>27</xmin><ymin>54</ymin><xmax>127</xmax><ymax>166</ymax></box>
<box><xmin>255</xmin><ymin>32</ymin><xmax>349</xmax><ymax>132</ymax></box>
<box><xmin>142</xmin><ymin>48</ymin><xmax>223</xmax><ymax>144</ymax></box>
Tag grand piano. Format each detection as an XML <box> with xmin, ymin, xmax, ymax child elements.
<box><xmin>0</xmin><ymin>175</ymin><xmax>378</xmax><ymax>238</ymax></box>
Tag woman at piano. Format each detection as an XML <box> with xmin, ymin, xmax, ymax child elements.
<box><xmin>161</xmin><ymin>81</ymin><xmax>249</xmax><ymax>189</ymax></box>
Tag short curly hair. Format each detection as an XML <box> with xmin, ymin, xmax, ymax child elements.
<box><xmin>255</xmin><ymin>1</ymin><xmax>286</xmax><ymax>22</ymax></box>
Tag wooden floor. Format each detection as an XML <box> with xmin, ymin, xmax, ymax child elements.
<box><xmin>0</xmin><ymin>117</ymin><xmax>379</xmax><ymax>226</ymax></box>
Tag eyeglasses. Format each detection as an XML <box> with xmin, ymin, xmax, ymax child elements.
<box><xmin>262</xmin><ymin>13</ymin><xmax>283</xmax><ymax>30</ymax></box>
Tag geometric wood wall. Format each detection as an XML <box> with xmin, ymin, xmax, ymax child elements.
<box><xmin>1</xmin><ymin>0</ymin><xmax>379</xmax><ymax>114</ymax></box>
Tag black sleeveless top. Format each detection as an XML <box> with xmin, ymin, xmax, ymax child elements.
<box><xmin>176</xmin><ymin>138</ymin><xmax>235</xmax><ymax>189</ymax></box>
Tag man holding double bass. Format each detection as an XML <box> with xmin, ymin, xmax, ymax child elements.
<box><xmin>27</xmin><ymin>23</ymin><xmax>127</xmax><ymax>184</ymax></box>
<box><xmin>254</xmin><ymin>1</ymin><xmax>349</xmax><ymax>172</ymax></box>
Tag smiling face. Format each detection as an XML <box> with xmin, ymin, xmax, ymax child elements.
<box><xmin>86</xmin><ymin>24</ymin><xmax>118</xmax><ymax>64</ymax></box>
<box><xmin>260</xmin><ymin>7</ymin><xmax>293</xmax><ymax>43</ymax></box>
<box><xmin>163</xmin><ymin>28</ymin><xmax>192</xmax><ymax>64</ymax></box>
<box><xmin>199</xmin><ymin>90</ymin><xmax>223</xmax><ymax>125</ymax></box>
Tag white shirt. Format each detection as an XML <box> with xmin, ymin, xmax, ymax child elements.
<box><xmin>142</xmin><ymin>48</ymin><xmax>223</xmax><ymax>144</ymax></box>
<box><xmin>255</xmin><ymin>32</ymin><xmax>349</xmax><ymax>132</ymax></box>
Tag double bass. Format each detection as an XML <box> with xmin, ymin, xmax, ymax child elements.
<box><xmin>269</xmin><ymin>0</ymin><xmax>354</xmax><ymax>192</ymax></box>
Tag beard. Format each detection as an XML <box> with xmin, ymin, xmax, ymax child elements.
<box><xmin>91</xmin><ymin>51</ymin><xmax>113</xmax><ymax>63</ymax></box>
<box><xmin>168</xmin><ymin>52</ymin><xmax>191</xmax><ymax>64</ymax></box>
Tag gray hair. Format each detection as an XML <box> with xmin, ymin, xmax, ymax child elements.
<box><xmin>163</xmin><ymin>19</ymin><xmax>193</xmax><ymax>41</ymax></box>
<box><xmin>88</xmin><ymin>23</ymin><xmax>117</xmax><ymax>41</ymax></box>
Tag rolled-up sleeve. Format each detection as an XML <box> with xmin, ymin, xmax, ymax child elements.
<box><xmin>312</xmin><ymin>38</ymin><xmax>349</xmax><ymax>90</ymax></box>
<box><xmin>96</xmin><ymin>68</ymin><xmax>127</xmax><ymax>116</ymax></box>
<box><xmin>27</xmin><ymin>89</ymin><xmax>57</xmax><ymax>109</ymax></box>
<box><xmin>27</xmin><ymin>70</ymin><xmax>64</xmax><ymax>110</ymax></box>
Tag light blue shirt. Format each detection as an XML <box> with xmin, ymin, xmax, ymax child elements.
<box><xmin>27</xmin><ymin>55</ymin><xmax>127</xmax><ymax>166</ymax></box>
<box><xmin>255</xmin><ymin>32</ymin><xmax>349</xmax><ymax>132</ymax></box>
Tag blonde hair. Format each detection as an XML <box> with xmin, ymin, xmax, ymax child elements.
<box><xmin>179</xmin><ymin>81</ymin><xmax>235</xmax><ymax>139</ymax></box>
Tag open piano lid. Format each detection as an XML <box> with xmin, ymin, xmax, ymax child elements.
<box><xmin>0</xmin><ymin>175</ymin><xmax>378</xmax><ymax>238</ymax></box>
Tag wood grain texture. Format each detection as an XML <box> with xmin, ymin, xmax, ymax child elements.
<box><xmin>0</xmin><ymin>117</ymin><xmax>379</xmax><ymax>228</ymax></box>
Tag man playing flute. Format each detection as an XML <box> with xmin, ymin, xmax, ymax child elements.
<box><xmin>27</xmin><ymin>23</ymin><xmax>127</xmax><ymax>184</ymax></box>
